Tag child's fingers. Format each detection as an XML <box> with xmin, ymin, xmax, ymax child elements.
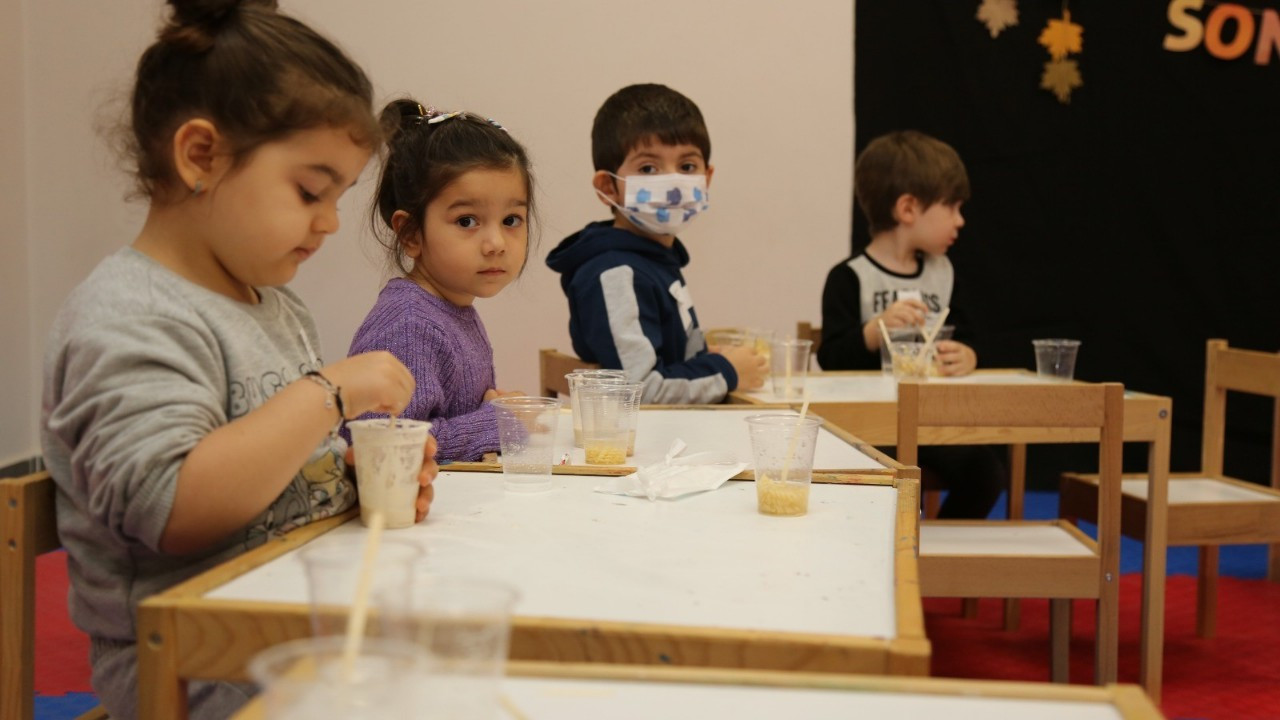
<box><xmin>414</xmin><ymin>482</ymin><xmax>434</xmax><ymax>522</ymax></box>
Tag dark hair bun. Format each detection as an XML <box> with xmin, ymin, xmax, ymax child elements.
<box><xmin>378</xmin><ymin>98</ymin><xmax>430</xmax><ymax>145</ymax></box>
<box><xmin>166</xmin><ymin>0</ymin><xmax>276</xmax><ymax>29</ymax></box>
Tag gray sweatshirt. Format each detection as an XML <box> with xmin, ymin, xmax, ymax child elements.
<box><xmin>41</xmin><ymin>248</ymin><xmax>355</xmax><ymax>713</ymax></box>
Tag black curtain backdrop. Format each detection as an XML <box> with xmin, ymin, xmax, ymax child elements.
<box><xmin>854</xmin><ymin>2</ymin><xmax>1280</xmax><ymax>487</ymax></box>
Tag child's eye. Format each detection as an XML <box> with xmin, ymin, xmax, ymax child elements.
<box><xmin>456</xmin><ymin>216</ymin><xmax>479</xmax><ymax>229</ymax></box>
<box><xmin>680</xmin><ymin>162</ymin><xmax>701</xmax><ymax>173</ymax></box>
<box><xmin>503</xmin><ymin>214</ymin><xmax>525</xmax><ymax>229</ymax></box>
<box><xmin>638</xmin><ymin>164</ymin><xmax>658</xmax><ymax>175</ymax></box>
<box><xmin>298</xmin><ymin>186</ymin><xmax>320</xmax><ymax>204</ymax></box>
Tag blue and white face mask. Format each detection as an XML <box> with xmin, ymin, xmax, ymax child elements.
<box><xmin>599</xmin><ymin>173</ymin><xmax>710</xmax><ymax>237</ymax></box>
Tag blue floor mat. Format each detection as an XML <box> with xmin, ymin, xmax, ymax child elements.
<box><xmin>34</xmin><ymin>693</ymin><xmax>99</xmax><ymax>719</ymax></box>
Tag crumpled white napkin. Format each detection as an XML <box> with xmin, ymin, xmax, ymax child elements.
<box><xmin>594</xmin><ymin>439</ymin><xmax>747</xmax><ymax>501</ymax></box>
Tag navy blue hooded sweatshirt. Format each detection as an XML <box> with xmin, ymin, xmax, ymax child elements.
<box><xmin>546</xmin><ymin>221</ymin><xmax>737</xmax><ymax>404</ymax></box>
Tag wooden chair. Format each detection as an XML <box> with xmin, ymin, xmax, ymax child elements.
<box><xmin>796</xmin><ymin>321</ymin><xmax>822</xmax><ymax>356</ymax></box>
<box><xmin>539</xmin><ymin>348</ymin><xmax>596</xmax><ymax>398</ymax></box>
<box><xmin>1061</xmin><ymin>339</ymin><xmax>1280</xmax><ymax>638</ymax></box>
<box><xmin>899</xmin><ymin>381</ymin><xmax>1124</xmax><ymax>684</ymax></box>
<box><xmin>1</xmin><ymin>470</ymin><xmax>108</xmax><ymax>720</ymax></box>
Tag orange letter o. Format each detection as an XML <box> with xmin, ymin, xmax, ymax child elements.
<box><xmin>1204</xmin><ymin>4</ymin><xmax>1255</xmax><ymax>59</ymax></box>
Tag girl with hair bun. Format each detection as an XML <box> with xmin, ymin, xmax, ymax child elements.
<box><xmin>40</xmin><ymin>2</ymin><xmax>438</xmax><ymax>716</ymax></box>
<box><xmin>346</xmin><ymin>98</ymin><xmax>535</xmax><ymax>461</ymax></box>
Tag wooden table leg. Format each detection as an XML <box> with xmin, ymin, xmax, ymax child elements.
<box><xmin>137</xmin><ymin>601</ymin><xmax>188</xmax><ymax>720</ymax></box>
<box><xmin>1004</xmin><ymin>444</ymin><xmax>1027</xmax><ymax>631</ymax></box>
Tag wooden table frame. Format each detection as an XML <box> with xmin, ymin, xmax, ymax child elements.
<box><xmin>137</xmin><ymin>470</ymin><xmax>924</xmax><ymax>720</ymax></box>
<box><xmin>230</xmin><ymin>661</ymin><xmax>1164</xmax><ymax>719</ymax></box>
<box><xmin>447</xmin><ymin>404</ymin><xmax>902</xmax><ymax>480</ymax></box>
<box><xmin>731</xmin><ymin>370</ymin><xmax>1172</xmax><ymax>701</ymax></box>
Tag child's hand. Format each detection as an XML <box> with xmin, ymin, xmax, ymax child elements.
<box><xmin>934</xmin><ymin>340</ymin><xmax>977</xmax><ymax>376</ymax></box>
<box><xmin>878</xmin><ymin>299</ymin><xmax>929</xmax><ymax>331</ymax></box>
<box><xmin>718</xmin><ymin>345</ymin><xmax>768</xmax><ymax>391</ymax></box>
<box><xmin>321</xmin><ymin>352</ymin><xmax>415</xmax><ymax>418</ymax></box>
<box><xmin>343</xmin><ymin>433</ymin><xmax>438</xmax><ymax>523</ymax></box>
<box><xmin>483</xmin><ymin>388</ymin><xmax>525</xmax><ymax>402</ymax></box>
<box><xmin>414</xmin><ymin>434</ymin><xmax>438</xmax><ymax>522</ymax></box>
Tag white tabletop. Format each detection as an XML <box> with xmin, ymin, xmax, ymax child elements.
<box><xmin>744</xmin><ymin>372</ymin><xmax>1047</xmax><ymax>404</ymax></box>
<box><xmin>208</xmin><ymin>471</ymin><xmax>900</xmax><ymax>639</ymax></box>
<box><xmin>556</xmin><ymin>407</ymin><xmax>884</xmax><ymax>470</ymax></box>
<box><xmin>500</xmin><ymin>676</ymin><xmax>1125</xmax><ymax>719</ymax></box>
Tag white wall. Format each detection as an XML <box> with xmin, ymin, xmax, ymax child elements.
<box><xmin>0</xmin><ymin>0</ymin><xmax>30</xmax><ymax>466</ymax></box>
<box><xmin>9</xmin><ymin>0</ymin><xmax>852</xmax><ymax>462</ymax></box>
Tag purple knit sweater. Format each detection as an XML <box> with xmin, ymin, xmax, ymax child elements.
<box><xmin>347</xmin><ymin>278</ymin><xmax>499</xmax><ymax>461</ymax></box>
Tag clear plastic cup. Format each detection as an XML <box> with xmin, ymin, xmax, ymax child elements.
<box><xmin>1033</xmin><ymin>338</ymin><xmax>1081</xmax><ymax>380</ymax></box>
<box><xmin>890</xmin><ymin>341</ymin><xmax>934</xmax><ymax>381</ymax></box>
<box><xmin>928</xmin><ymin>325</ymin><xmax>955</xmax><ymax>376</ymax></box>
<box><xmin>490</xmin><ymin>397</ymin><xmax>561</xmax><ymax>492</ymax></box>
<box><xmin>381</xmin><ymin>575</ymin><xmax>518</xmax><ymax>720</ymax></box>
<box><xmin>578</xmin><ymin>384</ymin><xmax>639</xmax><ymax>465</ymax></box>
<box><xmin>746</xmin><ymin>328</ymin><xmax>775</xmax><ymax>366</ymax></box>
<box><xmin>298</xmin><ymin>536</ymin><xmax>424</xmax><ymax>637</ymax></box>
<box><xmin>704</xmin><ymin>327</ymin><xmax>751</xmax><ymax>349</ymax></box>
<box><xmin>347</xmin><ymin>419</ymin><xmax>432</xmax><ymax>529</ymax></box>
<box><xmin>745</xmin><ymin>414</ymin><xmax>823</xmax><ymax>517</ymax></box>
<box><xmin>879</xmin><ymin>327</ymin><xmax>921</xmax><ymax>374</ymax></box>
<box><xmin>248</xmin><ymin>636</ymin><xmax>429</xmax><ymax>720</ymax></box>
<box><xmin>769</xmin><ymin>339</ymin><xmax>813</xmax><ymax>401</ymax></box>
<box><xmin>565</xmin><ymin>369</ymin><xmax>626</xmax><ymax>447</ymax></box>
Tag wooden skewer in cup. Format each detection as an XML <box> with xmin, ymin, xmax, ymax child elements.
<box><xmin>341</xmin><ymin>509</ymin><xmax>385</xmax><ymax>681</ymax></box>
<box><xmin>919</xmin><ymin>307</ymin><xmax>951</xmax><ymax>367</ymax></box>
<box><xmin>783</xmin><ymin>339</ymin><xmax>793</xmax><ymax>402</ymax></box>
<box><xmin>877</xmin><ymin>318</ymin><xmax>895</xmax><ymax>354</ymax></box>
<box><xmin>776</xmin><ymin>388</ymin><xmax>812</xmax><ymax>486</ymax></box>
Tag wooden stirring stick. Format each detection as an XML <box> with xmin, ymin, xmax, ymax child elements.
<box><xmin>919</xmin><ymin>307</ymin><xmax>952</xmax><ymax>363</ymax></box>
<box><xmin>341</xmin><ymin>510</ymin><xmax>385</xmax><ymax>680</ymax></box>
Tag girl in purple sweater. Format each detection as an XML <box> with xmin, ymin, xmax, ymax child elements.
<box><xmin>348</xmin><ymin>98</ymin><xmax>532</xmax><ymax>461</ymax></box>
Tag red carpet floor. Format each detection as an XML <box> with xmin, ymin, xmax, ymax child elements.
<box><xmin>926</xmin><ymin>574</ymin><xmax>1280</xmax><ymax>720</ymax></box>
<box><xmin>33</xmin><ymin>553</ymin><xmax>92</xmax><ymax>695</ymax></box>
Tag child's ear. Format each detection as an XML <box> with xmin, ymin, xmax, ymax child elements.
<box><xmin>391</xmin><ymin>210</ymin><xmax>423</xmax><ymax>258</ymax></box>
<box><xmin>892</xmin><ymin>193</ymin><xmax>921</xmax><ymax>226</ymax></box>
<box><xmin>171</xmin><ymin>119</ymin><xmax>223</xmax><ymax>195</ymax></box>
<box><xmin>704</xmin><ymin>164</ymin><xmax>715</xmax><ymax>189</ymax></box>
<box><xmin>592</xmin><ymin>170</ymin><xmax>621</xmax><ymax>208</ymax></box>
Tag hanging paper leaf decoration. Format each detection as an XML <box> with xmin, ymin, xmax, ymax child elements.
<box><xmin>1040</xmin><ymin>58</ymin><xmax>1083</xmax><ymax>103</ymax></box>
<box><xmin>977</xmin><ymin>0</ymin><xmax>1019</xmax><ymax>38</ymax></box>
<box><xmin>1038</xmin><ymin>10</ymin><xmax>1083</xmax><ymax>60</ymax></box>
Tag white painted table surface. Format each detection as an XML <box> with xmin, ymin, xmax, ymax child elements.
<box><xmin>745</xmin><ymin>372</ymin><xmax>1154</xmax><ymax>405</ymax></box>
<box><xmin>499</xmin><ymin>676</ymin><xmax>1124</xmax><ymax>719</ymax></box>
<box><xmin>744</xmin><ymin>371</ymin><xmax>1046</xmax><ymax>404</ymax></box>
<box><xmin>208</xmin><ymin>471</ymin><xmax>899</xmax><ymax>638</ymax></box>
<box><xmin>552</xmin><ymin>407</ymin><xmax>884</xmax><ymax>470</ymax></box>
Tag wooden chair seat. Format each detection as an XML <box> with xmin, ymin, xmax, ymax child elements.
<box><xmin>921</xmin><ymin>521</ymin><xmax>1097</xmax><ymax>558</ymax></box>
<box><xmin>1069</xmin><ymin>472</ymin><xmax>1279</xmax><ymax>504</ymax></box>
<box><xmin>1059</xmin><ymin>339</ymin><xmax>1280</xmax><ymax>639</ymax></box>
<box><xmin>1063</xmin><ymin>471</ymin><xmax>1280</xmax><ymax>545</ymax></box>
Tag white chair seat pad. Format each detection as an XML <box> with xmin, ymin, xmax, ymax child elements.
<box><xmin>920</xmin><ymin>524</ymin><xmax>1094</xmax><ymax>557</ymax></box>
<box><xmin>1120</xmin><ymin>477</ymin><xmax>1280</xmax><ymax>504</ymax></box>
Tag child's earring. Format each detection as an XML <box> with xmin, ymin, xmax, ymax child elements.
<box><xmin>192</xmin><ymin>180</ymin><xmax>204</xmax><ymax>197</ymax></box>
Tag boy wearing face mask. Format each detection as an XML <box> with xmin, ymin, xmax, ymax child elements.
<box><xmin>546</xmin><ymin>83</ymin><xmax>766</xmax><ymax>404</ymax></box>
